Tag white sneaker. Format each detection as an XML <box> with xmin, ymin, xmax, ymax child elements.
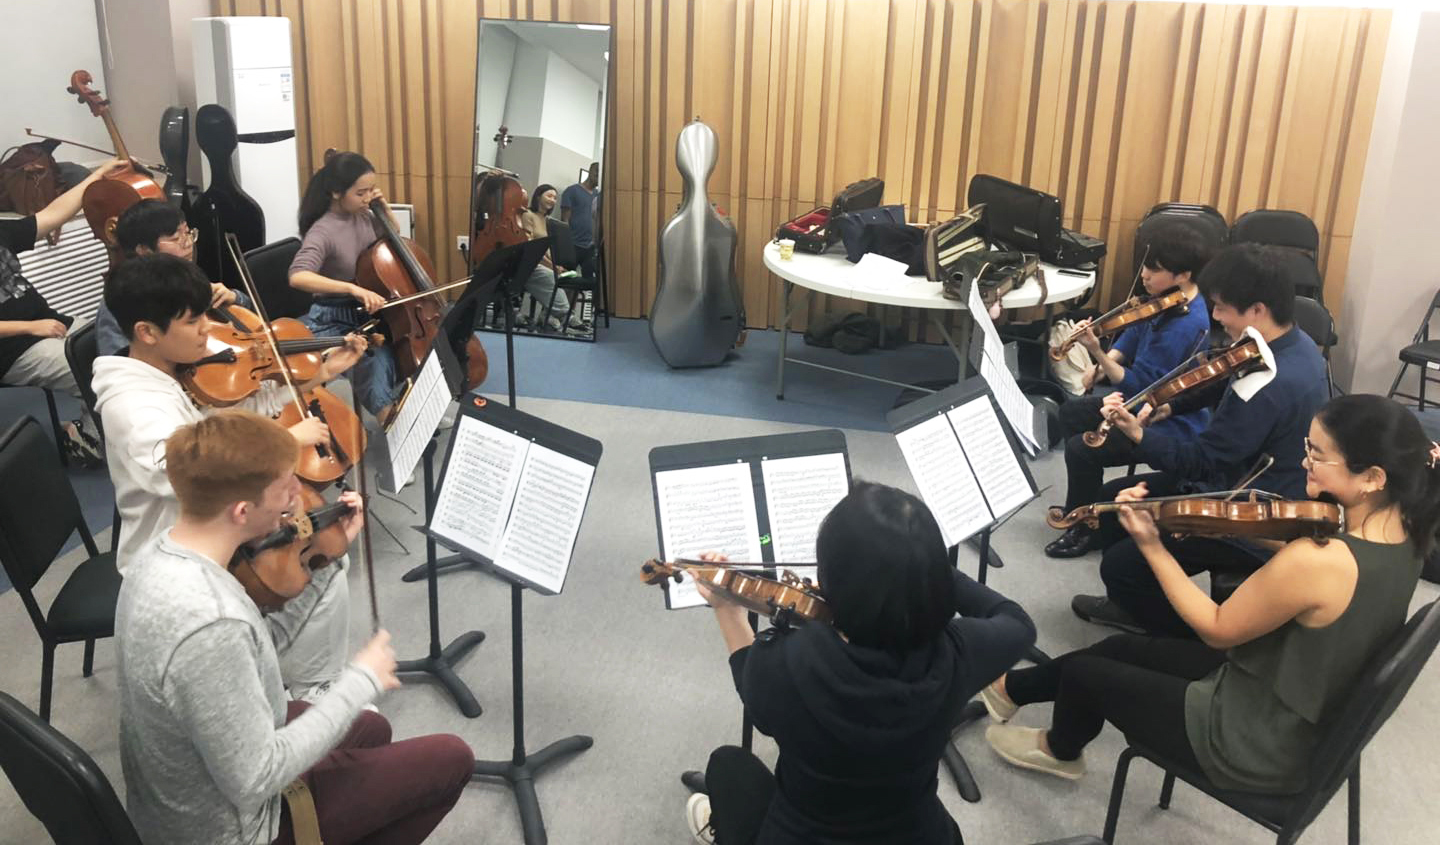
<box><xmin>685</xmin><ymin>793</ymin><xmax>716</xmax><ymax>844</ymax></box>
<box><xmin>985</xmin><ymin>724</ymin><xmax>1086</xmax><ymax>780</ymax></box>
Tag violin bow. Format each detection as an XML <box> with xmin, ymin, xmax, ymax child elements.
<box><xmin>349</xmin><ymin>381</ymin><xmax>382</xmax><ymax>633</ymax></box>
<box><xmin>224</xmin><ymin>234</ymin><xmax>308</xmax><ymax>414</ymax></box>
<box><xmin>1223</xmin><ymin>454</ymin><xmax>1276</xmax><ymax>501</ymax></box>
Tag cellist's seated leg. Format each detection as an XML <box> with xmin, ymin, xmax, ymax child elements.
<box><xmin>350</xmin><ymin>344</ymin><xmax>402</xmax><ymax>420</ymax></box>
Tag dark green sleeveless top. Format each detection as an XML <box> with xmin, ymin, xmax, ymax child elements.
<box><xmin>1183</xmin><ymin>534</ymin><xmax>1422</xmax><ymax>793</ymax></box>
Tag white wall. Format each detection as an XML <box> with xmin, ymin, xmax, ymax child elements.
<box><xmin>502</xmin><ymin>40</ymin><xmax>549</xmax><ymax>139</ymax></box>
<box><xmin>1336</xmin><ymin>10</ymin><xmax>1440</xmax><ymax>394</ymax></box>
<box><xmin>474</xmin><ymin>23</ymin><xmax>518</xmax><ymax>169</ymax></box>
<box><xmin>0</xmin><ymin>0</ymin><xmax>111</xmax><ymax>167</ymax></box>
<box><xmin>539</xmin><ymin>51</ymin><xmax>600</xmax><ymax>161</ymax></box>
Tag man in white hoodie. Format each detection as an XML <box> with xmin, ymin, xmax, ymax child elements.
<box><xmin>95</xmin><ymin>253</ymin><xmax>368</xmax><ymax>699</ymax></box>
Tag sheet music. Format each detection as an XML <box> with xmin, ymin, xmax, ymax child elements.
<box><xmin>385</xmin><ymin>353</ymin><xmax>452</xmax><ymax>491</ymax></box>
<box><xmin>493</xmin><ymin>443</ymin><xmax>595</xmax><ymax>594</ymax></box>
<box><xmin>894</xmin><ymin>414</ymin><xmax>992</xmax><ymax>545</ymax></box>
<box><xmin>430</xmin><ymin>415</ymin><xmax>527</xmax><ymax>561</ymax></box>
<box><xmin>946</xmin><ymin>397</ymin><xmax>1033</xmax><ymax>519</ymax></box>
<box><xmin>655</xmin><ymin>462</ymin><xmax>763</xmax><ymax>609</ymax></box>
<box><xmin>965</xmin><ymin>276</ymin><xmax>1007</xmax><ymax>366</ymax></box>
<box><xmin>760</xmin><ymin>453</ymin><xmax>849</xmax><ymax>564</ymax></box>
<box><xmin>979</xmin><ymin>353</ymin><xmax>1039</xmax><ymax>455</ymax></box>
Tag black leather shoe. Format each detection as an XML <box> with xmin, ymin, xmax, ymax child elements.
<box><xmin>1070</xmin><ymin>595</ymin><xmax>1146</xmax><ymax>633</ymax></box>
<box><xmin>1044</xmin><ymin>524</ymin><xmax>1096</xmax><ymax>559</ymax></box>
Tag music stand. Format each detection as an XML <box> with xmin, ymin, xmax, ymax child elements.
<box><xmin>398</xmin><ymin>238</ymin><xmax>549</xmax><ymax>584</ymax></box>
<box><xmin>424</xmin><ymin>398</ymin><xmax>603</xmax><ymax>845</ymax></box>
<box><xmin>888</xmin><ymin>378</ymin><xmax>1046</xmax><ymax>803</ymax></box>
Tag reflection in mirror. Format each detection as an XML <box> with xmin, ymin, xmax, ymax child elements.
<box><xmin>472</xmin><ymin>20</ymin><xmax>611</xmax><ymax>342</ymax></box>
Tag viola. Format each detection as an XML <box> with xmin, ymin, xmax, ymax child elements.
<box><xmin>1050</xmin><ymin>287</ymin><xmax>1190</xmax><ymax>361</ymax></box>
<box><xmin>355</xmin><ymin>197</ymin><xmax>488</xmax><ymax>391</ymax></box>
<box><xmin>181</xmin><ymin>304</ymin><xmax>378</xmax><ymax>407</ymax></box>
<box><xmin>1047</xmin><ymin>490</ymin><xmax>1342</xmax><ymax>541</ymax></box>
<box><xmin>1084</xmin><ymin>336</ymin><xmax>1266</xmax><ymax>447</ymax></box>
<box><xmin>66</xmin><ymin>70</ymin><xmax>165</xmax><ymax>244</ymax></box>
<box><xmin>229</xmin><ymin>486</ymin><xmax>355</xmax><ymax>612</ymax></box>
<box><xmin>640</xmin><ymin>559</ymin><xmax>832</xmax><ymax>625</ymax></box>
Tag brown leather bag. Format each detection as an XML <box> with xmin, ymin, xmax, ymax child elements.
<box><xmin>0</xmin><ymin>139</ymin><xmax>61</xmax><ymax>217</ymax></box>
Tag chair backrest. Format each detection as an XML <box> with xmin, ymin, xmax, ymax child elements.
<box><xmin>0</xmin><ymin>417</ymin><xmax>90</xmax><ymax>595</ymax></box>
<box><xmin>546</xmin><ymin>217</ymin><xmax>578</xmax><ymax>269</ymax></box>
<box><xmin>1283</xmin><ymin>600</ymin><xmax>1440</xmax><ymax>838</ymax></box>
<box><xmin>1292</xmin><ymin>296</ymin><xmax>1335</xmax><ymax>352</ymax></box>
<box><xmin>0</xmin><ymin>692</ymin><xmax>142</xmax><ymax>845</ymax></box>
<box><xmin>242</xmin><ymin>237</ymin><xmax>311</xmax><ymax>319</ymax></box>
<box><xmin>1230</xmin><ymin>209</ymin><xmax>1320</xmax><ymax>255</ymax></box>
<box><xmin>1270</xmin><ymin>245</ymin><xmax>1325</xmax><ymax>303</ymax></box>
<box><xmin>63</xmin><ymin>319</ymin><xmax>101</xmax><ymax>418</ymax></box>
<box><xmin>1132</xmin><ymin>203</ymin><xmax>1228</xmax><ymax>294</ymax></box>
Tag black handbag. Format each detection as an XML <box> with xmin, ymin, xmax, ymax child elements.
<box><xmin>834</xmin><ymin>204</ymin><xmax>905</xmax><ymax>262</ymax></box>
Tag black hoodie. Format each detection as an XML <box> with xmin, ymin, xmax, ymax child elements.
<box><xmin>729</xmin><ymin>569</ymin><xmax>1035</xmax><ymax>844</ymax></box>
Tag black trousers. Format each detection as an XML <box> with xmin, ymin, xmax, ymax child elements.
<box><xmin>1058</xmin><ymin>396</ymin><xmax>1143</xmax><ymax>511</ymax></box>
<box><xmin>703</xmin><ymin>746</ymin><xmax>962</xmax><ymax>845</ymax></box>
<box><xmin>1003</xmin><ymin>634</ymin><xmax>1224</xmax><ymax>762</ymax></box>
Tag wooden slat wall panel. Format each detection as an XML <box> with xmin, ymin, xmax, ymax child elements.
<box><xmin>214</xmin><ymin>0</ymin><xmax>1388</xmax><ymax>329</ymax></box>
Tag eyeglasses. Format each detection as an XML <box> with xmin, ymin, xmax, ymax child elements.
<box><xmin>1302</xmin><ymin>436</ymin><xmax>1342</xmax><ymax>468</ymax></box>
<box><xmin>160</xmin><ymin>227</ymin><xmax>197</xmax><ymax>247</ymax></box>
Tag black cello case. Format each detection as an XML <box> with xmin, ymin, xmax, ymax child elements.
<box><xmin>193</xmin><ymin>104</ymin><xmax>265</xmax><ymax>287</ymax></box>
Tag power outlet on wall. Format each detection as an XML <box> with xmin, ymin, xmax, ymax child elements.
<box><xmin>456</xmin><ymin>235</ymin><xmax>470</xmax><ymax>252</ymax></box>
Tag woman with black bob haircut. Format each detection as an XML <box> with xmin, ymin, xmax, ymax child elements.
<box><xmin>287</xmin><ymin>151</ymin><xmax>405</xmax><ymax>422</ymax></box>
<box><xmin>986</xmin><ymin>394</ymin><xmax>1437</xmax><ymax>794</ymax></box>
<box><xmin>684</xmin><ymin>481</ymin><xmax>1036</xmax><ymax>844</ymax></box>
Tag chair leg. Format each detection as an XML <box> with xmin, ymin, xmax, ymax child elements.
<box><xmin>1158</xmin><ymin>772</ymin><xmax>1176</xmax><ymax>809</ymax></box>
<box><xmin>44</xmin><ymin>388</ymin><xmax>67</xmax><ymax>467</ymax></box>
<box><xmin>40</xmin><ymin>643</ymin><xmax>55</xmax><ymax>722</ymax></box>
<box><xmin>111</xmin><ymin>504</ymin><xmax>121</xmax><ymax>553</ymax></box>
<box><xmin>1348</xmin><ymin>767</ymin><xmax>1361</xmax><ymax>845</ymax></box>
<box><xmin>83</xmin><ymin>638</ymin><xmax>96</xmax><ymax>677</ymax></box>
<box><xmin>1420</xmin><ymin>372</ymin><xmax>1427</xmax><ymax>413</ymax></box>
<box><xmin>1102</xmin><ymin>747</ymin><xmax>1136</xmax><ymax>843</ymax></box>
<box><xmin>1386</xmin><ymin>362</ymin><xmax>1408</xmax><ymax>401</ymax></box>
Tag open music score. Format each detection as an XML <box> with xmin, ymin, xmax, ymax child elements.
<box><xmin>650</xmin><ymin>432</ymin><xmax>849</xmax><ymax>609</ymax></box>
<box><xmin>428</xmin><ymin>403</ymin><xmax>600</xmax><ymax>595</ymax></box>
<box><xmin>377</xmin><ymin>349</ymin><xmax>454</xmax><ymax>493</ymax></box>
<box><xmin>890</xmin><ymin>380</ymin><xmax>1038</xmax><ymax>547</ymax></box>
<box><xmin>964</xmin><ymin>278</ymin><xmax>1040</xmax><ymax>454</ymax></box>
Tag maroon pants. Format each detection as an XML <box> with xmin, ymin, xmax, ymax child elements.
<box><xmin>273</xmin><ymin>701</ymin><xmax>474</xmax><ymax>845</ymax></box>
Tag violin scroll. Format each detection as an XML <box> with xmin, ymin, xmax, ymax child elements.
<box><xmin>1046</xmin><ymin>505</ymin><xmax>1100</xmax><ymax>530</ymax></box>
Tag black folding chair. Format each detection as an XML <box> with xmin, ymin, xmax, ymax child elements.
<box><xmin>1102</xmin><ymin>600</ymin><xmax>1440</xmax><ymax>845</ymax></box>
<box><xmin>242</xmin><ymin>237</ymin><xmax>311</xmax><ymax>319</ymax></box>
<box><xmin>1231</xmin><ymin>209</ymin><xmax>1325</xmax><ymax>303</ymax></box>
<box><xmin>63</xmin><ymin>320</ymin><xmax>120</xmax><ymax>551</ymax></box>
<box><xmin>1387</xmin><ymin>289</ymin><xmax>1440</xmax><ymax>411</ymax></box>
<box><xmin>1292</xmin><ymin>296</ymin><xmax>1340</xmax><ymax>397</ymax></box>
<box><xmin>0</xmin><ymin>417</ymin><xmax>121</xmax><ymax>721</ymax></box>
<box><xmin>0</xmin><ymin>691</ymin><xmax>142</xmax><ymax>844</ymax></box>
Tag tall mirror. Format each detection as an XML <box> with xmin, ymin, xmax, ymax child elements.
<box><xmin>471</xmin><ymin>19</ymin><xmax>611</xmax><ymax>342</ymax></box>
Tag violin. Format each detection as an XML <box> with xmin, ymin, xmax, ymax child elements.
<box><xmin>1050</xmin><ymin>287</ymin><xmax>1190</xmax><ymax>361</ymax></box>
<box><xmin>181</xmin><ymin>304</ymin><xmax>378</xmax><ymax>407</ymax></box>
<box><xmin>66</xmin><ymin>70</ymin><xmax>165</xmax><ymax>244</ymax></box>
<box><xmin>1046</xmin><ymin>490</ymin><xmax>1342</xmax><ymax>542</ymax></box>
<box><xmin>355</xmin><ymin>197</ymin><xmax>489</xmax><ymax>391</ymax></box>
<box><xmin>1084</xmin><ymin>336</ymin><xmax>1266</xmax><ymax>447</ymax></box>
<box><xmin>640</xmin><ymin>559</ymin><xmax>832</xmax><ymax>625</ymax></box>
<box><xmin>229</xmin><ymin>486</ymin><xmax>356</xmax><ymax>612</ymax></box>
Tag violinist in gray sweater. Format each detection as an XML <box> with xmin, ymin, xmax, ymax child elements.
<box><xmin>115</xmin><ymin>411</ymin><xmax>473</xmax><ymax>845</ymax></box>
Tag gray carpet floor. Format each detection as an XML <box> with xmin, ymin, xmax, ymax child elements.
<box><xmin>1</xmin><ymin>396</ymin><xmax>1436</xmax><ymax>844</ymax></box>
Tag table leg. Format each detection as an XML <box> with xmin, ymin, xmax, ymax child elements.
<box><xmin>776</xmin><ymin>281</ymin><xmax>809</xmax><ymax>400</ymax></box>
<box><xmin>932</xmin><ymin>313</ymin><xmax>975</xmax><ymax>381</ymax></box>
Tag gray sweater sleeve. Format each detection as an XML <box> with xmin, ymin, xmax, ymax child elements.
<box><xmin>164</xmin><ymin>619</ymin><xmax>380</xmax><ymax>809</ymax></box>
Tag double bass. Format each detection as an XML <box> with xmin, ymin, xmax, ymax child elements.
<box><xmin>65</xmin><ymin>70</ymin><xmax>164</xmax><ymax>244</ymax></box>
<box><xmin>355</xmin><ymin>197</ymin><xmax>488</xmax><ymax>391</ymax></box>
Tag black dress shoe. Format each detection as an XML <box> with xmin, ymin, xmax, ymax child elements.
<box><xmin>1044</xmin><ymin>524</ymin><xmax>1096</xmax><ymax>558</ymax></box>
<box><xmin>1070</xmin><ymin>595</ymin><xmax>1146</xmax><ymax>634</ymax></box>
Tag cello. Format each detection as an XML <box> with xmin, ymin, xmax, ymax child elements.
<box><xmin>65</xmin><ymin>70</ymin><xmax>164</xmax><ymax>244</ymax></box>
<box><xmin>355</xmin><ymin>197</ymin><xmax>488</xmax><ymax>390</ymax></box>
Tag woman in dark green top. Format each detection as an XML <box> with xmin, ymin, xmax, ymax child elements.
<box><xmin>983</xmin><ymin>394</ymin><xmax>1436</xmax><ymax>793</ymax></box>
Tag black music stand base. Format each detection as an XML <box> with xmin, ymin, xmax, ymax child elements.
<box><xmin>472</xmin><ymin>584</ymin><xmax>591</xmax><ymax>845</ymax></box>
<box><xmin>395</xmin><ymin>440</ymin><xmax>485</xmax><ymax>717</ymax></box>
<box><xmin>401</xmin><ymin>553</ymin><xmax>484</xmax><ymax>582</ymax></box>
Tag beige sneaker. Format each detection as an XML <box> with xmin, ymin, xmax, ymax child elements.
<box><xmin>985</xmin><ymin>724</ymin><xmax>1086</xmax><ymax>780</ymax></box>
<box><xmin>980</xmin><ymin>680</ymin><xmax>1018</xmax><ymax>723</ymax></box>
<box><xmin>685</xmin><ymin>793</ymin><xmax>716</xmax><ymax>844</ymax></box>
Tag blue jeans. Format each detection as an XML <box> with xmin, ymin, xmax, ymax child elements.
<box><xmin>300</xmin><ymin>299</ymin><xmax>401</xmax><ymax>416</ymax></box>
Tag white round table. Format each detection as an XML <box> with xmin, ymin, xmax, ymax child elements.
<box><xmin>763</xmin><ymin>241</ymin><xmax>1096</xmax><ymax>397</ymax></box>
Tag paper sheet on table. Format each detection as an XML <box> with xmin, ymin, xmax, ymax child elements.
<box><xmin>655</xmin><ymin>462</ymin><xmax>763</xmax><ymax>609</ymax></box>
<box><xmin>979</xmin><ymin>353</ymin><xmax>1039</xmax><ymax>455</ymax></box>
<box><xmin>966</xmin><ymin>278</ymin><xmax>1007</xmax><ymax>366</ymax></box>
<box><xmin>429</xmin><ymin>415</ymin><xmax>527</xmax><ymax>561</ymax></box>
<box><xmin>946</xmin><ymin>397</ymin><xmax>1033</xmax><ymax>519</ymax></box>
<box><xmin>895</xmin><ymin>414</ymin><xmax>993</xmax><ymax>545</ymax></box>
<box><xmin>760</xmin><ymin>452</ymin><xmax>849</xmax><ymax>563</ymax></box>
<box><xmin>492</xmin><ymin>443</ymin><xmax>595</xmax><ymax>594</ymax></box>
<box><xmin>849</xmin><ymin>252</ymin><xmax>912</xmax><ymax>292</ymax></box>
